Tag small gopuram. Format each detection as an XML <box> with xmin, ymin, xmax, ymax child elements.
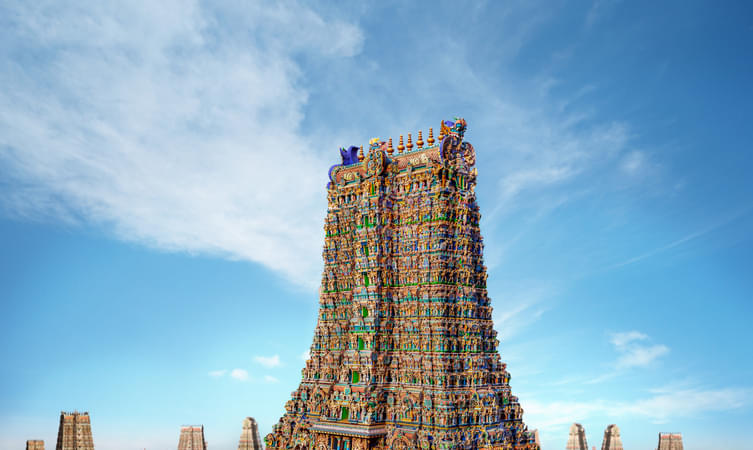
<box><xmin>657</xmin><ymin>432</ymin><xmax>684</xmax><ymax>450</ymax></box>
<box><xmin>599</xmin><ymin>425</ymin><xmax>623</xmax><ymax>450</ymax></box>
<box><xmin>178</xmin><ymin>425</ymin><xmax>207</xmax><ymax>450</ymax></box>
<box><xmin>566</xmin><ymin>423</ymin><xmax>588</xmax><ymax>450</ymax></box>
<box><xmin>265</xmin><ymin>118</ymin><xmax>538</xmax><ymax>449</ymax></box>
<box><xmin>55</xmin><ymin>411</ymin><xmax>94</xmax><ymax>450</ymax></box>
<box><xmin>238</xmin><ymin>417</ymin><xmax>263</xmax><ymax>450</ymax></box>
<box><xmin>26</xmin><ymin>440</ymin><xmax>44</xmax><ymax>450</ymax></box>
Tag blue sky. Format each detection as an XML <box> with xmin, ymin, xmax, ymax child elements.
<box><xmin>1</xmin><ymin>1</ymin><xmax>752</xmax><ymax>449</ymax></box>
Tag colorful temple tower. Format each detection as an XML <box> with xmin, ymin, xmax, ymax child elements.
<box><xmin>238</xmin><ymin>417</ymin><xmax>264</xmax><ymax>450</ymax></box>
<box><xmin>55</xmin><ymin>411</ymin><xmax>94</xmax><ymax>450</ymax></box>
<box><xmin>266</xmin><ymin>118</ymin><xmax>538</xmax><ymax>450</ymax></box>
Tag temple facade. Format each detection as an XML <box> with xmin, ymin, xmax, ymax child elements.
<box><xmin>26</xmin><ymin>440</ymin><xmax>45</xmax><ymax>450</ymax></box>
<box><xmin>55</xmin><ymin>411</ymin><xmax>94</xmax><ymax>450</ymax></box>
<box><xmin>265</xmin><ymin>119</ymin><xmax>538</xmax><ymax>450</ymax></box>
<box><xmin>238</xmin><ymin>417</ymin><xmax>263</xmax><ymax>450</ymax></box>
<box><xmin>178</xmin><ymin>425</ymin><xmax>207</xmax><ymax>450</ymax></box>
<box><xmin>657</xmin><ymin>432</ymin><xmax>684</xmax><ymax>450</ymax></box>
<box><xmin>566</xmin><ymin>423</ymin><xmax>588</xmax><ymax>450</ymax></box>
<box><xmin>599</xmin><ymin>425</ymin><xmax>623</xmax><ymax>450</ymax></box>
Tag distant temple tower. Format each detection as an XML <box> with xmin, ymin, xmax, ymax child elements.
<box><xmin>26</xmin><ymin>440</ymin><xmax>44</xmax><ymax>450</ymax></box>
<box><xmin>657</xmin><ymin>432</ymin><xmax>684</xmax><ymax>450</ymax></box>
<box><xmin>600</xmin><ymin>425</ymin><xmax>623</xmax><ymax>450</ymax></box>
<box><xmin>55</xmin><ymin>411</ymin><xmax>94</xmax><ymax>450</ymax></box>
<box><xmin>566</xmin><ymin>423</ymin><xmax>588</xmax><ymax>450</ymax></box>
<box><xmin>265</xmin><ymin>119</ymin><xmax>538</xmax><ymax>449</ymax></box>
<box><xmin>178</xmin><ymin>425</ymin><xmax>207</xmax><ymax>450</ymax></box>
<box><xmin>238</xmin><ymin>417</ymin><xmax>263</xmax><ymax>450</ymax></box>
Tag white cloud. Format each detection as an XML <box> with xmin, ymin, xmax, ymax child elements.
<box><xmin>525</xmin><ymin>384</ymin><xmax>753</xmax><ymax>446</ymax></box>
<box><xmin>208</xmin><ymin>369</ymin><xmax>227</xmax><ymax>377</ymax></box>
<box><xmin>264</xmin><ymin>375</ymin><xmax>279</xmax><ymax>383</ymax></box>
<box><xmin>487</xmin><ymin>116</ymin><xmax>630</xmax><ymax>216</ymax></box>
<box><xmin>609</xmin><ymin>330</ymin><xmax>668</xmax><ymax>369</ymax></box>
<box><xmin>606</xmin><ymin>207</ymin><xmax>751</xmax><ymax>270</ymax></box>
<box><xmin>254</xmin><ymin>354</ymin><xmax>281</xmax><ymax>368</ymax></box>
<box><xmin>0</xmin><ymin>1</ymin><xmax>364</xmax><ymax>289</ymax></box>
<box><xmin>620</xmin><ymin>150</ymin><xmax>645</xmax><ymax>175</ymax></box>
<box><xmin>230</xmin><ymin>368</ymin><xmax>249</xmax><ymax>381</ymax></box>
<box><xmin>498</xmin><ymin>166</ymin><xmax>575</xmax><ymax>202</ymax></box>
<box><xmin>623</xmin><ymin>385</ymin><xmax>752</xmax><ymax>423</ymax></box>
<box><xmin>492</xmin><ymin>284</ymin><xmax>551</xmax><ymax>340</ymax></box>
<box><xmin>301</xmin><ymin>349</ymin><xmax>311</xmax><ymax>361</ymax></box>
<box><xmin>610</xmin><ymin>330</ymin><xmax>648</xmax><ymax>347</ymax></box>
<box><xmin>616</xmin><ymin>343</ymin><xmax>669</xmax><ymax>369</ymax></box>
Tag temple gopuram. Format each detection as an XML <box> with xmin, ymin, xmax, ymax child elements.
<box><xmin>266</xmin><ymin>118</ymin><xmax>539</xmax><ymax>450</ymax></box>
<box><xmin>56</xmin><ymin>411</ymin><xmax>94</xmax><ymax>450</ymax></box>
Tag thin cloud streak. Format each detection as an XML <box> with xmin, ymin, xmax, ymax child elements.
<box><xmin>605</xmin><ymin>206</ymin><xmax>752</xmax><ymax>270</ymax></box>
<box><xmin>525</xmin><ymin>384</ymin><xmax>752</xmax><ymax>444</ymax></box>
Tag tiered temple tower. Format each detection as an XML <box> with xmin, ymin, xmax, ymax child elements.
<box><xmin>178</xmin><ymin>425</ymin><xmax>207</xmax><ymax>450</ymax></box>
<box><xmin>26</xmin><ymin>440</ymin><xmax>45</xmax><ymax>450</ymax></box>
<box><xmin>657</xmin><ymin>432</ymin><xmax>684</xmax><ymax>450</ymax></box>
<box><xmin>266</xmin><ymin>118</ymin><xmax>538</xmax><ymax>450</ymax></box>
<box><xmin>238</xmin><ymin>417</ymin><xmax>263</xmax><ymax>450</ymax></box>
<box><xmin>599</xmin><ymin>425</ymin><xmax>623</xmax><ymax>450</ymax></box>
<box><xmin>55</xmin><ymin>411</ymin><xmax>94</xmax><ymax>450</ymax></box>
<box><xmin>566</xmin><ymin>423</ymin><xmax>588</xmax><ymax>450</ymax></box>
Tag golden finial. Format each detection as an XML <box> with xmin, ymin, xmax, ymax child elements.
<box><xmin>387</xmin><ymin>138</ymin><xmax>394</xmax><ymax>155</ymax></box>
<box><xmin>407</xmin><ymin>133</ymin><xmax>413</xmax><ymax>151</ymax></box>
<box><xmin>427</xmin><ymin>127</ymin><xmax>435</xmax><ymax>146</ymax></box>
<box><xmin>438</xmin><ymin>121</ymin><xmax>446</xmax><ymax>140</ymax></box>
<box><xmin>398</xmin><ymin>135</ymin><xmax>405</xmax><ymax>153</ymax></box>
<box><xmin>417</xmin><ymin>130</ymin><xmax>424</xmax><ymax>149</ymax></box>
<box><xmin>358</xmin><ymin>145</ymin><xmax>364</xmax><ymax>162</ymax></box>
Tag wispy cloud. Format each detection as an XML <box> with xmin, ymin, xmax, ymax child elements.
<box><xmin>609</xmin><ymin>330</ymin><xmax>647</xmax><ymax>347</ymax></box>
<box><xmin>624</xmin><ymin>385</ymin><xmax>752</xmax><ymax>424</ymax></box>
<box><xmin>209</xmin><ymin>367</ymin><xmax>250</xmax><ymax>381</ymax></box>
<box><xmin>616</xmin><ymin>343</ymin><xmax>669</xmax><ymax>369</ymax></box>
<box><xmin>264</xmin><ymin>375</ymin><xmax>279</xmax><ymax>383</ymax></box>
<box><xmin>493</xmin><ymin>283</ymin><xmax>552</xmax><ymax>341</ymax></box>
<box><xmin>526</xmin><ymin>384</ymin><xmax>752</xmax><ymax>442</ymax></box>
<box><xmin>582</xmin><ymin>331</ymin><xmax>668</xmax><ymax>384</ymax></box>
<box><xmin>620</xmin><ymin>150</ymin><xmax>647</xmax><ymax>175</ymax></box>
<box><xmin>301</xmin><ymin>349</ymin><xmax>310</xmax><ymax>361</ymax></box>
<box><xmin>480</xmin><ymin>97</ymin><xmax>632</xmax><ymax>225</ymax></box>
<box><xmin>611</xmin><ymin>330</ymin><xmax>669</xmax><ymax>369</ymax></box>
<box><xmin>606</xmin><ymin>207</ymin><xmax>752</xmax><ymax>270</ymax></box>
<box><xmin>229</xmin><ymin>368</ymin><xmax>249</xmax><ymax>381</ymax></box>
<box><xmin>0</xmin><ymin>1</ymin><xmax>363</xmax><ymax>289</ymax></box>
<box><xmin>253</xmin><ymin>354</ymin><xmax>281</xmax><ymax>368</ymax></box>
